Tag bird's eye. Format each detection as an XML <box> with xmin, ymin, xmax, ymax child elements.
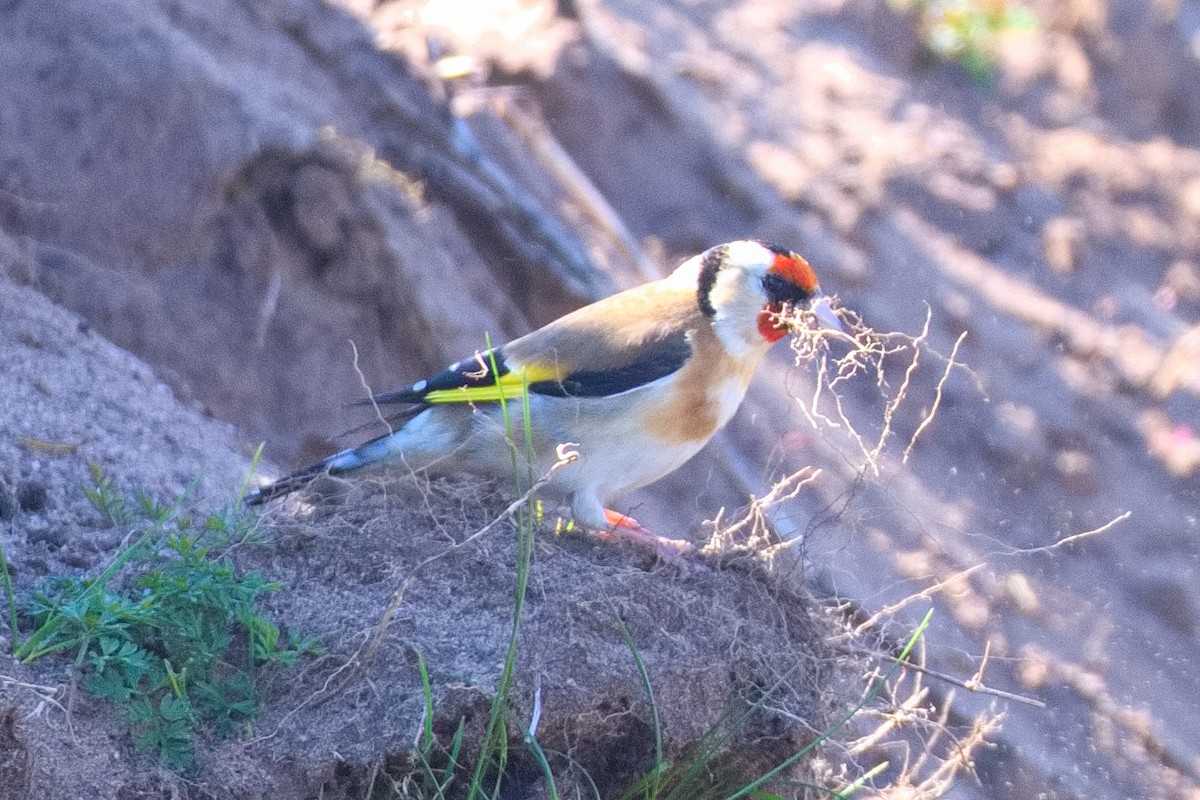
<box><xmin>762</xmin><ymin>272</ymin><xmax>813</xmax><ymax>307</ymax></box>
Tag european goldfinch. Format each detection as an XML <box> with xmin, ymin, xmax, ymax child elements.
<box><xmin>247</xmin><ymin>240</ymin><xmax>838</xmax><ymax>551</ymax></box>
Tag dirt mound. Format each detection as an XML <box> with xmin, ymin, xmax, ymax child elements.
<box><xmin>0</xmin><ymin>267</ymin><xmax>849</xmax><ymax>797</ymax></box>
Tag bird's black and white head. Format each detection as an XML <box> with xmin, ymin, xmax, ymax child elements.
<box><xmin>677</xmin><ymin>240</ymin><xmax>836</xmax><ymax>356</ymax></box>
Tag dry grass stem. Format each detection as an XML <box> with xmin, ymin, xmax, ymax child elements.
<box><xmin>903</xmin><ymin>330</ymin><xmax>967</xmax><ymax>464</ymax></box>
<box><xmin>243</xmin><ymin>648</ymin><xmax>367</xmax><ymax>746</ymax></box>
<box><xmin>350</xmin><ymin>339</ymin><xmax>395</xmax><ymax>436</ymax></box>
<box><xmin>849</xmin><ymin>564</ymin><xmax>987</xmax><ymax>637</ymax></box>
<box><xmin>786</xmin><ymin>302</ymin><xmax>969</xmax><ymax>477</ymax></box>
<box><xmin>829</xmin><ymin>643</ymin><xmax>1002</xmax><ymax>800</ymax></box>
<box><xmin>1002</xmin><ymin>510</ymin><xmax>1132</xmax><ymax>556</ymax></box>
<box><xmin>703</xmin><ymin>466</ymin><xmax>821</xmax><ymax>555</ymax></box>
<box><xmin>847</xmin><ymin>685</ymin><xmax>931</xmax><ymax>755</ymax></box>
<box><xmin>1</xmin><ymin>674</ymin><xmax>73</xmax><ymax>734</ymax></box>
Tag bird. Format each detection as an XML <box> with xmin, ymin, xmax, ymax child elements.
<box><xmin>246</xmin><ymin>240</ymin><xmax>840</xmax><ymax>556</ymax></box>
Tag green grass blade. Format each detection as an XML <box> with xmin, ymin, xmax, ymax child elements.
<box><xmin>519</xmin><ymin>714</ymin><xmax>559</xmax><ymax>800</ymax></box>
<box><xmin>0</xmin><ymin>535</ymin><xmax>19</xmax><ymax>655</ymax></box>
<box><xmin>832</xmin><ymin>759</ymin><xmax>889</xmax><ymax>798</ymax></box>
<box><xmin>237</xmin><ymin>442</ymin><xmax>266</xmax><ymax>504</ymax></box>
<box><xmin>616</xmin><ymin>617</ymin><xmax>663</xmax><ymax>773</ymax></box>
<box><xmin>468</xmin><ymin>337</ymin><xmax>537</xmax><ymax>800</ymax></box>
<box><xmin>417</xmin><ymin>649</ymin><xmax>436</xmax><ymax>752</ymax></box>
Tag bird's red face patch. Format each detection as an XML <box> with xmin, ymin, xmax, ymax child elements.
<box><xmin>756</xmin><ymin>251</ymin><xmax>819</xmax><ymax>342</ymax></box>
<box><xmin>757</xmin><ymin>307</ymin><xmax>789</xmax><ymax>342</ymax></box>
<box><xmin>769</xmin><ymin>252</ymin><xmax>819</xmax><ymax>295</ymax></box>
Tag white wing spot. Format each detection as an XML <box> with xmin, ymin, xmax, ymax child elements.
<box><xmin>412</xmin><ymin>379</ymin><xmax>428</xmax><ymax>392</ymax></box>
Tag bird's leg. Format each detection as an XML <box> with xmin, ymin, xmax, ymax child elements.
<box><xmin>593</xmin><ymin>508</ymin><xmax>695</xmax><ymax>563</ymax></box>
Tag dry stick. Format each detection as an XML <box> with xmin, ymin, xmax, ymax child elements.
<box><xmin>1003</xmin><ymin>510</ymin><xmax>1132</xmax><ymax>555</ymax></box>
<box><xmin>903</xmin><ymin>330</ymin><xmax>967</xmax><ymax>464</ymax></box>
<box><xmin>350</xmin><ymin>339</ymin><xmax>394</xmax><ymax>436</ymax></box>
<box><xmin>850</xmin><ymin>563</ymin><xmax>987</xmax><ymax>637</ymax></box>
<box><xmin>893</xmin><ymin>657</ymin><xmax>1045</xmax><ymax>709</ymax></box>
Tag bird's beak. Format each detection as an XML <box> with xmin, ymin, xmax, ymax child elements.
<box><xmin>809</xmin><ymin>295</ymin><xmax>844</xmax><ymax>332</ymax></box>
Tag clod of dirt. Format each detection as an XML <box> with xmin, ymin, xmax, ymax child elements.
<box><xmin>0</xmin><ymin>709</ymin><xmax>32</xmax><ymax>800</ymax></box>
<box><xmin>15</xmin><ymin>482</ymin><xmax>49</xmax><ymax>514</ymax></box>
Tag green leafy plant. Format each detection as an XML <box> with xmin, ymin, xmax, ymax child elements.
<box><xmin>8</xmin><ymin>462</ymin><xmax>316</xmax><ymax>769</ymax></box>
<box><xmin>83</xmin><ymin>461</ymin><xmax>134</xmax><ymax>527</ymax></box>
<box><xmin>893</xmin><ymin>0</ymin><xmax>1037</xmax><ymax>82</ymax></box>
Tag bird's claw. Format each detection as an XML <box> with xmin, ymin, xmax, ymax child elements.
<box><xmin>593</xmin><ymin>509</ymin><xmax>696</xmax><ymax>566</ymax></box>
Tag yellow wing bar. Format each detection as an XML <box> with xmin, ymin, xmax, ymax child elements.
<box><xmin>422</xmin><ymin>362</ymin><xmax>561</xmax><ymax>405</ymax></box>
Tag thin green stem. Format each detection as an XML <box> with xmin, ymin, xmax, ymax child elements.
<box><xmin>468</xmin><ymin>338</ymin><xmax>540</xmax><ymax>800</ymax></box>
<box><xmin>0</xmin><ymin>536</ymin><xmax>19</xmax><ymax>655</ymax></box>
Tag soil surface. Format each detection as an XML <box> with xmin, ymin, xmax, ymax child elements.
<box><xmin>2</xmin><ymin>0</ymin><xmax>1200</xmax><ymax>798</ymax></box>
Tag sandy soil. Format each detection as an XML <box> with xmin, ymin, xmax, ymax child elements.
<box><xmin>2</xmin><ymin>0</ymin><xmax>1200</xmax><ymax>797</ymax></box>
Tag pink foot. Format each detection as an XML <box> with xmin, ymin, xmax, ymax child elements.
<box><xmin>593</xmin><ymin>508</ymin><xmax>695</xmax><ymax>564</ymax></box>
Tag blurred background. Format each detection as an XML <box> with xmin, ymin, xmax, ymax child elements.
<box><xmin>2</xmin><ymin>0</ymin><xmax>1199</xmax><ymax>796</ymax></box>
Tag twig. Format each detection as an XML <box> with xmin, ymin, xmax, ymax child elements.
<box><xmin>850</xmin><ymin>564</ymin><xmax>986</xmax><ymax>636</ymax></box>
<box><xmin>895</xmin><ymin>658</ymin><xmax>1045</xmax><ymax>709</ymax></box>
<box><xmin>350</xmin><ymin>339</ymin><xmax>393</xmax><ymax>436</ymax></box>
<box><xmin>904</xmin><ymin>330</ymin><xmax>967</xmax><ymax>464</ymax></box>
<box><xmin>1003</xmin><ymin>511</ymin><xmax>1131</xmax><ymax>555</ymax></box>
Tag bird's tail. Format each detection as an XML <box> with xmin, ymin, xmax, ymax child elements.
<box><xmin>243</xmin><ymin>430</ymin><xmax>406</xmax><ymax>506</ymax></box>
